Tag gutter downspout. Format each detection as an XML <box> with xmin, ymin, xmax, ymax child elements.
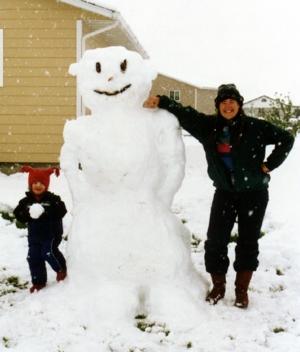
<box><xmin>81</xmin><ymin>20</ymin><xmax>119</xmax><ymax>55</ymax></box>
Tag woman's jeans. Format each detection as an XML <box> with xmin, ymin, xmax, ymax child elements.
<box><xmin>204</xmin><ymin>189</ymin><xmax>269</xmax><ymax>275</ymax></box>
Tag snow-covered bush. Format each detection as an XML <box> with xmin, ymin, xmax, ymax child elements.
<box><xmin>261</xmin><ymin>93</ymin><xmax>300</xmax><ymax>136</ymax></box>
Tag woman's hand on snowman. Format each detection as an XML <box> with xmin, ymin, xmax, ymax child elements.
<box><xmin>261</xmin><ymin>162</ymin><xmax>270</xmax><ymax>173</ymax></box>
<box><xmin>146</xmin><ymin>97</ymin><xmax>160</xmax><ymax>109</ymax></box>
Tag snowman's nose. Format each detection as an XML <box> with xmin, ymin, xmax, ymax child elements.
<box><xmin>108</xmin><ymin>77</ymin><xmax>113</xmax><ymax>81</ymax></box>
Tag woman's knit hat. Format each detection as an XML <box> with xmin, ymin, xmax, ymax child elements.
<box><xmin>214</xmin><ymin>84</ymin><xmax>244</xmax><ymax>109</ymax></box>
<box><xmin>19</xmin><ymin>166</ymin><xmax>60</xmax><ymax>190</ymax></box>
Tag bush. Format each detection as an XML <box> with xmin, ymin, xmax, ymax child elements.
<box><xmin>1</xmin><ymin>211</ymin><xmax>27</xmax><ymax>229</ymax></box>
<box><xmin>261</xmin><ymin>93</ymin><xmax>300</xmax><ymax>136</ymax></box>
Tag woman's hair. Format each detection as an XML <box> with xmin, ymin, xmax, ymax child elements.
<box><xmin>207</xmin><ymin>107</ymin><xmax>247</xmax><ymax>147</ymax></box>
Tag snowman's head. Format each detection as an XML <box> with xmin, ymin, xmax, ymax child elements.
<box><xmin>69</xmin><ymin>46</ymin><xmax>157</xmax><ymax>112</ymax></box>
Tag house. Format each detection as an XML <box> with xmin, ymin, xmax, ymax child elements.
<box><xmin>243</xmin><ymin>95</ymin><xmax>299</xmax><ymax>118</ymax></box>
<box><xmin>0</xmin><ymin>0</ymin><xmax>147</xmax><ymax>171</ymax></box>
<box><xmin>150</xmin><ymin>73</ymin><xmax>217</xmax><ymax>115</ymax></box>
<box><xmin>0</xmin><ymin>0</ymin><xmax>216</xmax><ymax>173</ymax></box>
<box><xmin>243</xmin><ymin>95</ymin><xmax>278</xmax><ymax>117</ymax></box>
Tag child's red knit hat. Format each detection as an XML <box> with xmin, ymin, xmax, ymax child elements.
<box><xmin>19</xmin><ymin>166</ymin><xmax>60</xmax><ymax>190</ymax></box>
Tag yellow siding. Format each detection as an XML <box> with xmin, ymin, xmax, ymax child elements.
<box><xmin>0</xmin><ymin>115</ymin><xmax>69</xmax><ymax>124</ymax></box>
<box><xmin>0</xmin><ymin>87</ymin><xmax>74</xmax><ymax>97</ymax></box>
<box><xmin>1</xmin><ymin>1</ymin><xmax>77</xmax><ymax>10</ymax></box>
<box><xmin>0</xmin><ymin>125</ymin><xmax>64</xmax><ymax>134</ymax></box>
<box><xmin>5</xmin><ymin>29</ymin><xmax>76</xmax><ymax>39</ymax></box>
<box><xmin>0</xmin><ymin>0</ymin><xmax>107</xmax><ymax>164</ymax></box>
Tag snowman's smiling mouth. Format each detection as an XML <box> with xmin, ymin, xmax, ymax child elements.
<box><xmin>94</xmin><ymin>84</ymin><xmax>131</xmax><ymax>96</ymax></box>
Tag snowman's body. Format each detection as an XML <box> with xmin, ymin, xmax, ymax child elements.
<box><xmin>60</xmin><ymin>47</ymin><xmax>206</xmax><ymax>326</ymax></box>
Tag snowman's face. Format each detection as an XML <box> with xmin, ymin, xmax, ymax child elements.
<box><xmin>69</xmin><ymin>46</ymin><xmax>157</xmax><ymax>112</ymax></box>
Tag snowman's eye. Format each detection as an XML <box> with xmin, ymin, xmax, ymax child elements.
<box><xmin>120</xmin><ymin>60</ymin><xmax>127</xmax><ymax>73</ymax></box>
<box><xmin>96</xmin><ymin>62</ymin><xmax>101</xmax><ymax>73</ymax></box>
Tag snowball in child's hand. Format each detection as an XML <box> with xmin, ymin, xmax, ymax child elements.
<box><xmin>29</xmin><ymin>204</ymin><xmax>44</xmax><ymax>219</ymax></box>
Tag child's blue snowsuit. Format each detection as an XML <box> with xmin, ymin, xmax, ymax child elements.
<box><xmin>14</xmin><ymin>191</ymin><xmax>67</xmax><ymax>285</ymax></box>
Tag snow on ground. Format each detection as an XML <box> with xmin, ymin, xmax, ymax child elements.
<box><xmin>0</xmin><ymin>135</ymin><xmax>299</xmax><ymax>352</ymax></box>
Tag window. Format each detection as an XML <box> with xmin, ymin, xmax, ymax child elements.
<box><xmin>261</xmin><ymin>98</ymin><xmax>267</xmax><ymax>102</ymax></box>
<box><xmin>0</xmin><ymin>29</ymin><xmax>3</xmax><ymax>87</ymax></box>
<box><xmin>170</xmin><ymin>90</ymin><xmax>180</xmax><ymax>101</ymax></box>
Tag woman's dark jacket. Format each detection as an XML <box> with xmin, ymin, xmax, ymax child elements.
<box><xmin>13</xmin><ymin>191</ymin><xmax>67</xmax><ymax>244</ymax></box>
<box><xmin>158</xmin><ymin>95</ymin><xmax>294</xmax><ymax>193</ymax></box>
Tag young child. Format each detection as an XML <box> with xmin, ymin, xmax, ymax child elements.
<box><xmin>13</xmin><ymin>166</ymin><xmax>67</xmax><ymax>293</ymax></box>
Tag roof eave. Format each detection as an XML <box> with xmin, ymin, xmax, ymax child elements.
<box><xmin>58</xmin><ymin>0</ymin><xmax>119</xmax><ymax>19</ymax></box>
<box><xmin>57</xmin><ymin>0</ymin><xmax>149</xmax><ymax>59</ymax></box>
<box><xmin>244</xmin><ymin>95</ymin><xmax>276</xmax><ymax>105</ymax></box>
<box><xmin>158</xmin><ymin>72</ymin><xmax>217</xmax><ymax>91</ymax></box>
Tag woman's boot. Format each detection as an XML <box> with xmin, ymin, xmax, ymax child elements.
<box><xmin>234</xmin><ymin>270</ymin><xmax>253</xmax><ymax>308</ymax></box>
<box><xmin>206</xmin><ymin>274</ymin><xmax>226</xmax><ymax>305</ymax></box>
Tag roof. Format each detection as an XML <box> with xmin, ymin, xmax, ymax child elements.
<box><xmin>244</xmin><ymin>95</ymin><xmax>299</xmax><ymax>109</ymax></box>
<box><xmin>59</xmin><ymin>0</ymin><xmax>119</xmax><ymax>18</ymax></box>
<box><xmin>244</xmin><ymin>95</ymin><xmax>276</xmax><ymax>105</ymax></box>
<box><xmin>158</xmin><ymin>72</ymin><xmax>217</xmax><ymax>91</ymax></box>
<box><xmin>58</xmin><ymin>0</ymin><xmax>149</xmax><ymax>59</ymax></box>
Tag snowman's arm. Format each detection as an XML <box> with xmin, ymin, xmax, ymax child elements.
<box><xmin>155</xmin><ymin>110</ymin><xmax>186</xmax><ymax>207</ymax></box>
<box><xmin>60</xmin><ymin>120</ymin><xmax>83</xmax><ymax>199</ymax></box>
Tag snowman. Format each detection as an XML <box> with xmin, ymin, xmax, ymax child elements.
<box><xmin>60</xmin><ymin>46</ymin><xmax>207</xmax><ymax>327</ymax></box>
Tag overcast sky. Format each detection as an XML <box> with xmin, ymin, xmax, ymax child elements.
<box><xmin>95</xmin><ymin>0</ymin><xmax>300</xmax><ymax>105</ymax></box>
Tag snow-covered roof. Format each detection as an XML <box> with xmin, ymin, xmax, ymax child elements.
<box><xmin>244</xmin><ymin>95</ymin><xmax>300</xmax><ymax>109</ymax></box>
<box><xmin>58</xmin><ymin>0</ymin><xmax>119</xmax><ymax>19</ymax></box>
<box><xmin>244</xmin><ymin>95</ymin><xmax>276</xmax><ymax>105</ymax></box>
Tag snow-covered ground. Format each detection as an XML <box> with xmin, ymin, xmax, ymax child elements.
<box><xmin>0</xmin><ymin>135</ymin><xmax>299</xmax><ymax>351</ymax></box>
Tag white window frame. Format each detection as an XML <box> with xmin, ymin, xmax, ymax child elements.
<box><xmin>0</xmin><ymin>29</ymin><xmax>3</xmax><ymax>87</ymax></box>
<box><xmin>170</xmin><ymin>90</ymin><xmax>181</xmax><ymax>101</ymax></box>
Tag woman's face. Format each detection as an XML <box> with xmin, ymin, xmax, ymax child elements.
<box><xmin>219</xmin><ymin>99</ymin><xmax>240</xmax><ymax>120</ymax></box>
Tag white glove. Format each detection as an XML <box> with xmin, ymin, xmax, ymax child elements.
<box><xmin>29</xmin><ymin>204</ymin><xmax>45</xmax><ymax>219</ymax></box>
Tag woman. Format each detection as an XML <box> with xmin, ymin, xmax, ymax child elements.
<box><xmin>146</xmin><ymin>84</ymin><xmax>294</xmax><ymax>308</ymax></box>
